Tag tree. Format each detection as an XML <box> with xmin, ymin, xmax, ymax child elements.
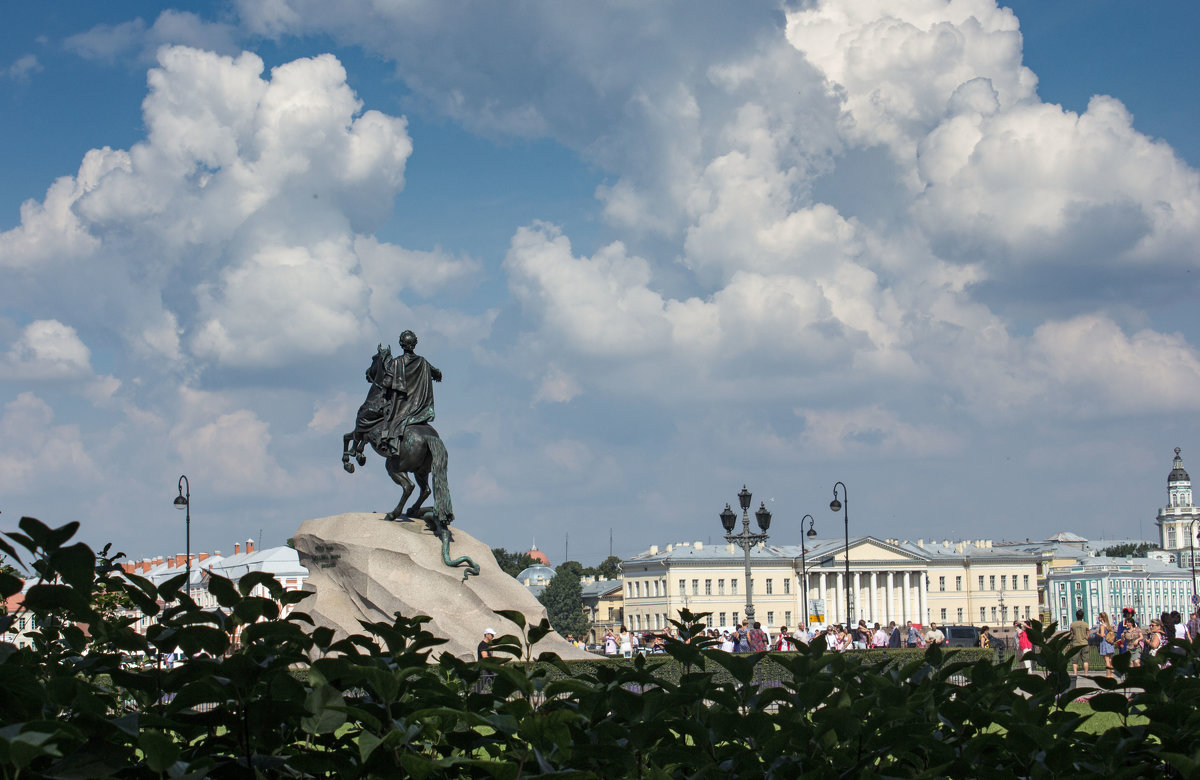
<box><xmin>594</xmin><ymin>555</ymin><xmax>621</xmax><ymax>580</ymax></box>
<box><xmin>1101</xmin><ymin>542</ymin><xmax>1155</xmax><ymax>558</ymax></box>
<box><xmin>557</xmin><ymin>560</ymin><xmax>585</xmax><ymax>578</ymax></box>
<box><xmin>491</xmin><ymin>548</ymin><xmax>536</xmax><ymax>578</ymax></box>
<box><xmin>538</xmin><ymin>569</ymin><xmax>590</xmax><ymax>639</ymax></box>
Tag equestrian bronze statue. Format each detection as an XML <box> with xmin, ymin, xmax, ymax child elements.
<box><xmin>342</xmin><ymin>331</ymin><xmax>477</xmax><ymax>578</ymax></box>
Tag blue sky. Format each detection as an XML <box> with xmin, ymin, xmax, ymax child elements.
<box><xmin>2</xmin><ymin>1</ymin><xmax>1198</xmax><ymax>567</ymax></box>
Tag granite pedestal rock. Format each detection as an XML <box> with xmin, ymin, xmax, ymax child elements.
<box><xmin>293</xmin><ymin>513</ymin><xmax>591</xmax><ymax>660</ymax></box>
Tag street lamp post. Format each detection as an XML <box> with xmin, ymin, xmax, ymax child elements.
<box><xmin>830</xmin><ymin>482</ymin><xmax>851</xmax><ymax>630</ymax></box>
<box><xmin>174</xmin><ymin>475</ymin><xmax>191</xmax><ymax>598</ymax></box>
<box><xmin>719</xmin><ymin>485</ymin><xmax>771</xmax><ymax>626</ymax></box>
<box><xmin>799</xmin><ymin>514</ymin><xmax>817</xmax><ymax>630</ymax></box>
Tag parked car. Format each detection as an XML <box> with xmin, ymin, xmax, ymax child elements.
<box><xmin>940</xmin><ymin>625</ymin><xmax>982</xmax><ymax>648</ymax></box>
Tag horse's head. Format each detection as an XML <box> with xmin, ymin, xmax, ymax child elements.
<box><xmin>367</xmin><ymin>344</ymin><xmax>392</xmax><ymax>382</ymax></box>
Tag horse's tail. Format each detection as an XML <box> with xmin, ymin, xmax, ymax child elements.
<box><xmin>429</xmin><ymin>435</ymin><xmax>454</xmax><ymax>525</ymax></box>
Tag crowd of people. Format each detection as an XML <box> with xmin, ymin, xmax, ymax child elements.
<box><xmin>1067</xmin><ymin>607</ymin><xmax>1199</xmax><ymax>677</ymax></box>
<box><xmin>595</xmin><ymin>618</ymin><xmax>964</xmax><ymax>656</ymax></box>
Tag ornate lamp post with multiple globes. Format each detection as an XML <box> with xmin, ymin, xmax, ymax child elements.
<box><xmin>719</xmin><ymin>486</ymin><xmax>772</xmax><ymax>625</ymax></box>
<box><xmin>830</xmin><ymin>481</ymin><xmax>851</xmax><ymax>629</ymax></box>
<box><xmin>799</xmin><ymin>514</ymin><xmax>817</xmax><ymax>628</ymax></box>
<box><xmin>174</xmin><ymin>475</ymin><xmax>191</xmax><ymax>598</ymax></box>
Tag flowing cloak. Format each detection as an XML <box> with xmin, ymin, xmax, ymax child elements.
<box><xmin>383</xmin><ymin>352</ymin><xmax>438</xmax><ymax>449</ymax></box>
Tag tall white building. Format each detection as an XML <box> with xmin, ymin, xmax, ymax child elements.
<box><xmin>1156</xmin><ymin>447</ymin><xmax>1200</xmax><ymax>568</ymax></box>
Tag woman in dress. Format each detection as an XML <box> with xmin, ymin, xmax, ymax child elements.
<box><xmin>1095</xmin><ymin>612</ymin><xmax>1116</xmax><ymax>678</ymax></box>
<box><xmin>603</xmin><ymin>629</ymin><xmax>618</xmax><ymax>656</ymax></box>
<box><xmin>618</xmin><ymin>625</ymin><xmax>633</xmax><ymax>658</ymax></box>
<box><xmin>1016</xmin><ymin>621</ymin><xmax>1034</xmax><ymax>672</ymax></box>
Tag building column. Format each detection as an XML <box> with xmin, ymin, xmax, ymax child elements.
<box><xmin>887</xmin><ymin>571</ymin><xmax>895</xmax><ymax>623</ymax></box>
<box><xmin>870</xmin><ymin>571</ymin><xmax>879</xmax><ymax>623</ymax></box>
<box><xmin>833</xmin><ymin>572</ymin><xmax>842</xmax><ymax>624</ymax></box>
<box><xmin>918</xmin><ymin>575</ymin><xmax>928</xmax><ymax>625</ymax></box>
<box><xmin>902</xmin><ymin>571</ymin><xmax>911</xmax><ymax>623</ymax></box>
<box><xmin>852</xmin><ymin>572</ymin><xmax>861</xmax><ymax>622</ymax></box>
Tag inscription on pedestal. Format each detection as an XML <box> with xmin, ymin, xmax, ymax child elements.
<box><xmin>311</xmin><ymin>544</ymin><xmax>341</xmax><ymax>569</ymax></box>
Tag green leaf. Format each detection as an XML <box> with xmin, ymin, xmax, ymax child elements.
<box><xmin>19</xmin><ymin>516</ymin><xmax>79</xmax><ymax>552</ymax></box>
<box><xmin>237</xmin><ymin>570</ymin><xmax>283</xmax><ymax>598</ymax></box>
<box><xmin>357</xmin><ymin>731</ymin><xmax>382</xmax><ymax>763</ymax></box>
<box><xmin>23</xmin><ymin>583</ymin><xmax>82</xmax><ymax>611</ymax></box>
<box><xmin>492</xmin><ymin>609</ymin><xmax>526</xmax><ymax>631</ymax></box>
<box><xmin>49</xmin><ymin>543</ymin><xmax>96</xmax><ymax>590</ymax></box>
<box><xmin>0</xmin><ymin>571</ymin><xmax>23</xmax><ymax>599</ymax></box>
<box><xmin>205</xmin><ymin>574</ymin><xmax>239</xmax><ymax>607</ymax></box>
<box><xmin>138</xmin><ymin>730</ymin><xmax>180</xmax><ymax>773</ymax></box>
<box><xmin>302</xmin><ymin>684</ymin><xmax>347</xmax><ymax>735</ymax></box>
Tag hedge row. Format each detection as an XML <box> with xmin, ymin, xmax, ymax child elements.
<box><xmin>3</xmin><ymin>516</ymin><xmax>1200</xmax><ymax>778</ymax></box>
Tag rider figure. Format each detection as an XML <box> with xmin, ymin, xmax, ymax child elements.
<box><xmin>384</xmin><ymin>330</ymin><xmax>442</xmax><ymax>451</ymax></box>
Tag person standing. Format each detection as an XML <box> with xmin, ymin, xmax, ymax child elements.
<box><xmin>888</xmin><ymin>621</ymin><xmax>902</xmax><ymax>648</ymax></box>
<box><xmin>1016</xmin><ymin>621</ymin><xmax>1034</xmax><ymax>672</ymax></box>
<box><xmin>747</xmin><ymin>621</ymin><xmax>769</xmax><ymax>653</ymax></box>
<box><xmin>1068</xmin><ymin>609</ymin><xmax>1090</xmax><ymax>676</ymax></box>
<box><xmin>603</xmin><ymin>629</ymin><xmax>618</xmax><ymax>656</ymax></box>
<box><xmin>774</xmin><ymin>627</ymin><xmax>794</xmax><ymax>651</ymax></box>
<box><xmin>618</xmin><ymin>625</ymin><xmax>633</xmax><ymax>658</ymax></box>
<box><xmin>924</xmin><ymin>622</ymin><xmax>945</xmax><ymax>646</ymax></box>
<box><xmin>1095</xmin><ymin>612</ymin><xmax>1116</xmax><ymax>678</ymax></box>
<box><xmin>478</xmin><ymin>628</ymin><xmax>496</xmax><ymax>661</ymax></box>
<box><xmin>872</xmin><ymin>623</ymin><xmax>888</xmax><ymax>648</ymax></box>
<box><xmin>906</xmin><ymin>621</ymin><xmax>920</xmax><ymax>648</ymax></box>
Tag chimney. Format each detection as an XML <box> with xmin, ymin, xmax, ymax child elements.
<box><xmin>917</xmin><ymin>539</ymin><xmax>924</xmax><ymax>548</ymax></box>
<box><xmin>247</xmin><ymin>539</ymin><xmax>255</xmax><ymax>554</ymax></box>
<box><xmin>198</xmin><ymin>552</ymin><xmax>209</xmax><ymax>563</ymax></box>
<box><xmin>175</xmin><ymin>554</ymin><xmax>187</xmax><ymax>568</ymax></box>
<box><xmin>955</xmin><ymin>542</ymin><xmax>964</xmax><ymax>553</ymax></box>
<box><xmin>165</xmin><ymin>556</ymin><xmax>175</xmax><ymax>569</ymax></box>
<box><xmin>694</xmin><ymin>541</ymin><xmax>703</xmax><ymax>550</ymax></box>
<box><xmin>121</xmin><ymin>562</ymin><xmax>135</xmax><ymax>574</ymax></box>
<box><xmin>234</xmin><ymin>543</ymin><xmax>240</xmax><ymax>555</ymax></box>
<box><xmin>649</xmin><ymin>545</ymin><xmax>658</xmax><ymax>555</ymax></box>
<box><xmin>153</xmin><ymin>556</ymin><xmax>163</xmax><ymax>567</ymax></box>
<box><xmin>665</xmin><ymin>544</ymin><xmax>673</xmax><ymax>553</ymax></box>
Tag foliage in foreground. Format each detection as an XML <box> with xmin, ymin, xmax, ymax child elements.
<box><xmin>3</xmin><ymin>517</ymin><xmax>1200</xmax><ymax>778</ymax></box>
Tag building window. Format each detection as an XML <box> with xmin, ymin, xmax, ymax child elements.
<box><xmin>980</xmin><ymin>607</ymin><xmax>986</xmax><ymax>622</ymax></box>
<box><xmin>1001</xmin><ymin>605</ymin><xmax>1008</xmax><ymax>622</ymax></box>
<box><xmin>978</xmin><ymin>575</ymin><xmax>984</xmax><ymax>590</ymax></box>
<box><xmin>955</xmin><ymin>576</ymin><xmax>962</xmax><ymax>591</ymax></box>
<box><xmin>732</xmin><ymin>612</ymin><xmax>739</xmax><ymax>626</ymax></box>
<box><xmin>1011</xmin><ymin>575</ymin><xmax>1018</xmax><ymax>590</ymax></box>
<box><xmin>1025</xmin><ymin>606</ymin><xmax>1031</xmax><ymax>619</ymax></box>
<box><xmin>784</xmin><ymin>578</ymin><xmax>791</xmax><ymax>594</ymax></box>
<box><xmin>719</xmin><ymin>612</ymin><xmax>727</xmax><ymax>626</ymax></box>
<box><xmin>940</xmin><ymin>608</ymin><xmax>947</xmax><ymax>620</ymax></box>
<box><xmin>679</xmin><ymin>579</ymin><xmax>685</xmax><ymax>595</ymax></box>
<box><xmin>718</xmin><ymin>578</ymin><xmax>725</xmax><ymax>595</ymax></box>
<box><xmin>627</xmin><ymin>582</ymin><xmax>633</xmax><ymax>598</ymax></box>
<box><xmin>692</xmin><ymin>579</ymin><xmax>699</xmax><ymax>596</ymax></box>
<box><xmin>766</xmin><ymin>579</ymin><xmax>774</xmax><ymax>595</ymax></box>
<box><xmin>939</xmin><ymin>576</ymin><xmax>946</xmax><ymax>591</ymax></box>
<box><xmin>634</xmin><ymin>582</ymin><xmax>640</xmax><ymax>598</ymax></box>
<box><xmin>957</xmin><ymin>608</ymin><xmax>964</xmax><ymax>622</ymax></box>
<box><xmin>785</xmin><ymin>611</ymin><xmax>792</xmax><ymax>625</ymax></box>
<box><xmin>1023</xmin><ymin>575</ymin><xmax>1029</xmax><ymax>590</ymax></box>
<box><xmin>705</xmin><ymin>579</ymin><xmax>712</xmax><ymax>595</ymax></box>
<box><xmin>989</xmin><ymin>575</ymin><xmax>996</xmax><ymax>590</ymax></box>
<box><xmin>732</xmin><ymin>579</ymin><xmax>739</xmax><ymax>595</ymax></box>
<box><xmin>767</xmin><ymin>611</ymin><xmax>774</xmax><ymax>625</ymax></box>
<box><xmin>991</xmin><ymin>606</ymin><xmax>998</xmax><ymax>621</ymax></box>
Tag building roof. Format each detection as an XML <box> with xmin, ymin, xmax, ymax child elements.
<box><xmin>516</xmin><ymin>563</ymin><xmax>556</xmax><ymax>586</ymax></box>
<box><xmin>1045</xmin><ymin>531</ymin><xmax>1088</xmax><ymax>543</ymax></box>
<box><xmin>1170</xmin><ymin>447</ymin><xmax>1190</xmax><ymax>484</ymax></box>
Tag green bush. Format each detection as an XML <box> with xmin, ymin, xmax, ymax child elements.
<box><xmin>3</xmin><ymin>516</ymin><xmax>1200</xmax><ymax>777</ymax></box>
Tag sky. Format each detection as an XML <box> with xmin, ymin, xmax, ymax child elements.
<box><xmin>2</xmin><ymin>1</ymin><xmax>1199</xmax><ymax>568</ymax></box>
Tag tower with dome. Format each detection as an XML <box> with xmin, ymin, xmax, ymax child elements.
<box><xmin>1156</xmin><ymin>447</ymin><xmax>1200</xmax><ymax>569</ymax></box>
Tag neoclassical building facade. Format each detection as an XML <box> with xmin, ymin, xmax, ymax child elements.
<box><xmin>620</xmin><ymin>536</ymin><xmax>1043</xmax><ymax>633</ymax></box>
